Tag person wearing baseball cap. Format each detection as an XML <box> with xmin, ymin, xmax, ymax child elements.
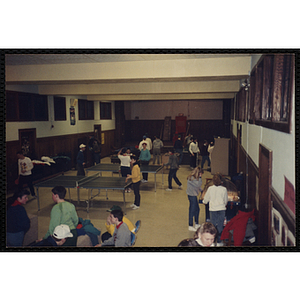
<box><xmin>31</xmin><ymin>224</ymin><xmax>73</xmax><ymax>247</ymax></box>
<box><xmin>77</xmin><ymin>144</ymin><xmax>86</xmax><ymax>176</ymax></box>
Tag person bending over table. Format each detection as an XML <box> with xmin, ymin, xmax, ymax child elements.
<box><xmin>40</xmin><ymin>186</ymin><xmax>79</xmax><ymax>246</ymax></box>
<box><xmin>95</xmin><ymin>209</ymin><xmax>131</xmax><ymax>247</ymax></box>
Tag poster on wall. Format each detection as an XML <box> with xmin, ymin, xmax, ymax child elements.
<box><xmin>70</xmin><ymin>106</ymin><xmax>75</xmax><ymax>125</ymax></box>
<box><xmin>284</xmin><ymin>176</ymin><xmax>295</xmax><ymax>214</ymax></box>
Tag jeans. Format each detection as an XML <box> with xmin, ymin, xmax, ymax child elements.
<box><xmin>152</xmin><ymin>148</ymin><xmax>161</xmax><ymax>164</ymax></box>
<box><xmin>201</xmin><ymin>155</ymin><xmax>210</xmax><ymax>168</ymax></box>
<box><xmin>168</xmin><ymin>169</ymin><xmax>182</xmax><ymax>189</ymax></box>
<box><xmin>132</xmin><ymin>181</ymin><xmax>141</xmax><ymax>207</ymax></box>
<box><xmin>18</xmin><ymin>174</ymin><xmax>35</xmax><ymax>196</ymax></box>
<box><xmin>7</xmin><ymin>231</ymin><xmax>25</xmax><ymax>246</ymax></box>
<box><xmin>188</xmin><ymin>195</ymin><xmax>200</xmax><ymax>227</ymax></box>
<box><xmin>190</xmin><ymin>154</ymin><xmax>197</xmax><ymax>168</ymax></box>
<box><xmin>210</xmin><ymin>210</ymin><xmax>226</xmax><ymax>243</ymax></box>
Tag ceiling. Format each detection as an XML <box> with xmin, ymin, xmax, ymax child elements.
<box><xmin>5</xmin><ymin>52</ymin><xmax>255</xmax><ymax>101</ymax></box>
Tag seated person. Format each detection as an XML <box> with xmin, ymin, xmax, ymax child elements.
<box><xmin>31</xmin><ymin>224</ymin><xmax>73</xmax><ymax>247</ymax></box>
<box><xmin>42</xmin><ymin>186</ymin><xmax>79</xmax><ymax>246</ymax></box>
<box><xmin>194</xmin><ymin>222</ymin><xmax>217</xmax><ymax>247</ymax></box>
<box><xmin>96</xmin><ymin>209</ymin><xmax>131</xmax><ymax>247</ymax></box>
<box><xmin>101</xmin><ymin>205</ymin><xmax>135</xmax><ymax>243</ymax></box>
<box><xmin>177</xmin><ymin>238</ymin><xmax>199</xmax><ymax>247</ymax></box>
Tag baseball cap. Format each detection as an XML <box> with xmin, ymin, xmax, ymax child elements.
<box><xmin>53</xmin><ymin>224</ymin><xmax>73</xmax><ymax>239</ymax></box>
<box><xmin>79</xmin><ymin>144</ymin><xmax>86</xmax><ymax>148</ymax></box>
<box><xmin>107</xmin><ymin>205</ymin><xmax>122</xmax><ymax>212</ymax></box>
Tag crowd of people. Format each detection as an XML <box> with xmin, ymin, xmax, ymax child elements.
<box><xmin>8</xmin><ymin>132</ymin><xmax>230</xmax><ymax>248</ymax></box>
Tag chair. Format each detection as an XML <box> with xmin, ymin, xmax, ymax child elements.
<box><xmin>131</xmin><ymin>232</ymin><xmax>137</xmax><ymax>246</ymax></box>
<box><xmin>134</xmin><ymin>220</ymin><xmax>141</xmax><ymax>234</ymax></box>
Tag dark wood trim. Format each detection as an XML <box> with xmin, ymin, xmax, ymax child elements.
<box><xmin>270</xmin><ymin>186</ymin><xmax>295</xmax><ymax>235</ymax></box>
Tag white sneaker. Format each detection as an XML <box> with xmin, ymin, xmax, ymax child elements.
<box><xmin>132</xmin><ymin>205</ymin><xmax>140</xmax><ymax>210</ymax></box>
<box><xmin>165</xmin><ymin>188</ymin><xmax>172</xmax><ymax>191</ymax></box>
<box><xmin>195</xmin><ymin>224</ymin><xmax>201</xmax><ymax>230</ymax></box>
<box><xmin>129</xmin><ymin>203</ymin><xmax>135</xmax><ymax>208</ymax></box>
<box><xmin>178</xmin><ymin>185</ymin><xmax>183</xmax><ymax>189</ymax></box>
<box><xmin>189</xmin><ymin>226</ymin><xmax>196</xmax><ymax>232</ymax></box>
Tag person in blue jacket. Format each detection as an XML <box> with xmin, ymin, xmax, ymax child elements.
<box><xmin>7</xmin><ymin>189</ymin><xmax>31</xmax><ymax>247</ymax></box>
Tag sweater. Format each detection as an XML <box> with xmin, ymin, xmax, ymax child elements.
<box><xmin>76</xmin><ymin>150</ymin><xmax>85</xmax><ymax>165</ymax></box>
<box><xmin>164</xmin><ymin>154</ymin><xmax>179</xmax><ymax>169</ymax></box>
<box><xmin>7</xmin><ymin>205</ymin><xmax>30</xmax><ymax>233</ymax></box>
<box><xmin>139</xmin><ymin>149</ymin><xmax>151</xmax><ymax>161</ymax></box>
<box><xmin>118</xmin><ymin>154</ymin><xmax>131</xmax><ymax>167</ymax></box>
<box><xmin>101</xmin><ymin>222</ymin><xmax>131</xmax><ymax>247</ymax></box>
<box><xmin>131</xmin><ymin>164</ymin><xmax>141</xmax><ymax>183</ymax></box>
<box><xmin>106</xmin><ymin>216</ymin><xmax>135</xmax><ymax>235</ymax></box>
<box><xmin>153</xmin><ymin>138</ymin><xmax>163</xmax><ymax>149</ymax></box>
<box><xmin>18</xmin><ymin>156</ymin><xmax>34</xmax><ymax>176</ymax></box>
<box><xmin>186</xmin><ymin>176</ymin><xmax>203</xmax><ymax>196</ymax></box>
<box><xmin>44</xmin><ymin>201</ymin><xmax>79</xmax><ymax>239</ymax></box>
<box><xmin>203</xmin><ymin>185</ymin><xmax>228</xmax><ymax>211</ymax></box>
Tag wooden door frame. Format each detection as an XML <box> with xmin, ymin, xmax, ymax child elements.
<box><xmin>258</xmin><ymin>143</ymin><xmax>273</xmax><ymax>246</ymax></box>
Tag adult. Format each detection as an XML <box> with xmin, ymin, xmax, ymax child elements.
<box><xmin>43</xmin><ymin>186</ymin><xmax>79</xmax><ymax>246</ymax></box>
<box><xmin>145</xmin><ymin>133</ymin><xmax>152</xmax><ymax>151</ymax></box>
<box><xmin>16</xmin><ymin>151</ymin><xmax>35</xmax><ymax>197</ymax></box>
<box><xmin>95</xmin><ymin>209</ymin><xmax>132</xmax><ymax>247</ymax></box>
<box><xmin>164</xmin><ymin>149</ymin><xmax>182</xmax><ymax>191</ymax></box>
<box><xmin>189</xmin><ymin>137</ymin><xmax>200</xmax><ymax>169</ymax></box>
<box><xmin>194</xmin><ymin>222</ymin><xmax>217</xmax><ymax>247</ymax></box>
<box><xmin>101</xmin><ymin>205</ymin><xmax>135</xmax><ymax>242</ymax></box>
<box><xmin>126</xmin><ymin>155</ymin><xmax>141</xmax><ymax>210</ymax></box>
<box><xmin>203</xmin><ymin>173</ymin><xmax>228</xmax><ymax>246</ymax></box>
<box><xmin>184</xmin><ymin>133</ymin><xmax>193</xmax><ymax>148</ymax></box>
<box><xmin>208</xmin><ymin>141</ymin><xmax>214</xmax><ymax>164</ymax></box>
<box><xmin>31</xmin><ymin>224</ymin><xmax>73</xmax><ymax>247</ymax></box>
<box><xmin>6</xmin><ymin>189</ymin><xmax>31</xmax><ymax>247</ymax></box>
<box><xmin>92</xmin><ymin>139</ymin><xmax>101</xmax><ymax>165</ymax></box>
<box><xmin>200</xmin><ymin>140</ymin><xmax>211</xmax><ymax>169</ymax></box>
<box><xmin>174</xmin><ymin>135</ymin><xmax>184</xmax><ymax>165</ymax></box>
<box><xmin>117</xmin><ymin>147</ymin><xmax>132</xmax><ymax>192</ymax></box>
<box><xmin>138</xmin><ymin>136</ymin><xmax>150</xmax><ymax>151</ymax></box>
<box><xmin>152</xmin><ymin>136</ymin><xmax>164</xmax><ymax>164</ymax></box>
<box><xmin>186</xmin><ymin>167</ymin><xmax>203</xmax><ymax>231</ymax></box>
<box><xmin>77</xmin><ymin>144</ymin><xmax>86</xmax><ymax>176</ymax></box>
<box><xmin>139</xmin><ymin>142</ymin><xmax>151</xmax><ymax>183</ymax></box>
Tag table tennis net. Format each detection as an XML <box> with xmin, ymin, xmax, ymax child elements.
<box><xmin>76</xmin><ymin>173</ymin><xmax>100</xmax><ymax>187</ymax></box>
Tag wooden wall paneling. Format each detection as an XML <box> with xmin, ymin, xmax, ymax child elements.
<box><xmin>272</xmin><ymin>55</ymin><xmax>285</xmax><ymax>121</ymax></box>
<box><xmin>258</xmin><ymin>144</ymin><xmax>272</xmax><ymax>246</ymax></box>
<box><xmin>262</xmin><ymin>55</ymin><xmax>274</xmax><ymax>120</ymax></box>
<box><xmin>254</xmin><ymin>61</ymin><xmax>263</xmax><ymax>120</ymax></box>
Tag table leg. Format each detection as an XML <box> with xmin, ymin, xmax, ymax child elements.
<box><xmin>37</xmin><ymin>187</ymin><xmax>40</xmax><ymax>211</ymax></box>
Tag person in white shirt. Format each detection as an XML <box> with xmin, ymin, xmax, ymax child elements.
<box><xmin>117</xmin><ymin>148</ymin><xmax>132</xmax><ymax>192</ymax></box>
<box><xmin>16</xmin><ymin>151</ymin><xmax>35</xmax><ymax>197</ymax></box>
<box><xmin>203</xmin><ymin>173</ymin><xmax>228</xmax><ymax>245</ymax></box>
<box><xmin>189</xmin><ymin>137</ymin><xmax>200</xmax><ymax>169</ymax></box>
<box><xmin>138</xmin><ymin>136</ymin><xmax>150</xmax><ymax>151</ymax></box>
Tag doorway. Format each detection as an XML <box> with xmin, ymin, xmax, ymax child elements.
<box><xmin>19</xmin><ymin>128</ymin><xmax>37</xmax><ymax>159</ymax></box>
<box><xmin>258</xmin><ymin>143</ymin><xmax>273</xmax><ymax>246</ymax></box>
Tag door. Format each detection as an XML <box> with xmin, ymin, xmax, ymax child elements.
<box><xmin>258</xmin><ymin>143</ymin><xmax>272</xmax><ymax>246</ymax></box>
<box><xmin>19</xmin><ymin>128</ymin><xmax>37</xmax><ymax>159</ymax></box>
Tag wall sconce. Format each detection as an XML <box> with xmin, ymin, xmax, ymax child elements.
<box><xmin>242</xmin><ymin>79</ymin><xmax>250</xmax><ymax>91</ymax></box>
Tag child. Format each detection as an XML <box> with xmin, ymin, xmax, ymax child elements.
<box><xmin>118</xmin><ymin>147</ymin><xmax>132</xmax><ymax>192</ymax></box>
<box><xmin>194</xmin><ymin>222</ymin><xmax>217</xmax><ymax>247</ymax></box>
<box><xmin>186</xmin><ymin>167</ymin><xmax>203</xmax><ymax>231</ymax></box>
<box><xmin>43</xmin><ymin>186</ymin><xmax>79</xmax><ymax>246</ymax></box>
<box><xmin>126</xmin><ymin>155</ymin><xmax>141</xmax><ymax>210</ymax></box>
<box><xmin>164</xmin><ymin>149</ymin><xmax>182</xmax><ymax>191</ymax></box>
<box><xmin>203</xmin><ymin>172</ymin><xmax>228</xmax><ymax>245</ymax></box>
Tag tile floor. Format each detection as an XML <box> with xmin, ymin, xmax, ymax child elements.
<box><xmin>19</xmin><ymin>156</ymin><xmax>213</xmax><ymax>248</ymax></box>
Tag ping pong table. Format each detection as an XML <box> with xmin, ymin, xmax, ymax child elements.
<box><xmin>87</xmin><ymin>163</ymin><xmax>164</xmax><ymax>192</ymax></box>
<box><xmin>34</xmin><ymin>173</ymin><xmax>131</xmax><ymax>212</ymax></box>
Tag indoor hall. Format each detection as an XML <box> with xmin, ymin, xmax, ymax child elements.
<box><xmin>12</xmin><ymin>156</ymin><xmax>213</xmax><ymax>248</ymax></box>
<box><xmin>5</xmin><ymin>51</ymin><xmax>296</xmax><ymax>248</ymax></box>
